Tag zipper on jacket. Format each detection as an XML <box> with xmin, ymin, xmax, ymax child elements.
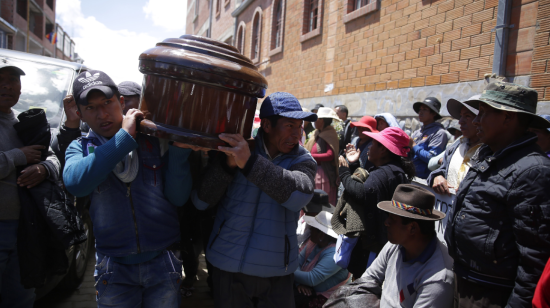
<box><xmin>126</xmin><ymin>183</ymin><xmax>141</xmax><ymax>253</ymax></box>
<box><xmin>284</xmin><ymin>235</ymin><xmax>290</xmax><ymax>272</ymax></box>
<box><xmin>210</xmin><ymin>220</ymin><xmax>225</xmax><ymax>249</ymax></box>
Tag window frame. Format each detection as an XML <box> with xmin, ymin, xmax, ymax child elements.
<box><xmin>250</xmin><ymin>7</ymin><xmax>262</xmax><ymax>64</ymax></box>
<box><xmin>269</xmin><ymin>0</ymin><xmax>285</xmax><ymax>56</ymax></box>
<box><xmin>343</xmin><ymin>0</ymin><xmax>379</xmax><ymax>23</ymax></box>
<box><xmin>300</xmin><ymin>0</ymin><xmax>322</xmax><ymax>43</ymax></box>
<box><xmin>216</xmin><ymin>0</ymin><xmax>221</xmax><ymax>17</ymax></box>
<box><xmin>236</xmin><ymin>21</ymin><xmax>246</xmax><ymax>55</ymax></box>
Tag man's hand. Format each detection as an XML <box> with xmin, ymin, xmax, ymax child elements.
<box><xmin>122</xmin><ymin>108</ymin><xmax>144</xmax><ymax>139</ymax></box>
<box><xmin>17</xmin><ymin>164</ymin><xmax>47</xmax><ymax>188</ymax></box>
<box><xmin>63</xmin><ymin>95</ymin><xmax>80</xmax><ymax>129</ymax></box>
<box><xmin>297</xmin><ymin>285</ymin><xmax>313</xmax><ymax>296</ymax></box>
<box><xmin>339</xmin><ymin>155</ymin><xmax>349</xmax><ymax>168</ymax></box>
<box><xmin>19</xmin><ymin>145</ymin><xmax>45</xmax><ymax>164</ymax></box>
<box><xmin>432</xmin><ymin>175</ymin><xmax>453</xmax><ymax>196</ymax></box>
<box><xmin>218</xmin><ymin>133</ymin><xmax>251</xmax><ymax>169</ymax></box>
<box><xmin>345</xmin><ymin>144</ymin><xmax>360</xmax><ymax>163</ymax></box>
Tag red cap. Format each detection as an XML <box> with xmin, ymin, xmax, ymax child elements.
<box><xmin>350</xmin><ymin>116</ymin><xmax>379</xmax><ymax>133</ymax></box>
<box><xmin>364</xmin><ymin>127</ymin><xmax>410</xmax><ymax>157</ymax></box>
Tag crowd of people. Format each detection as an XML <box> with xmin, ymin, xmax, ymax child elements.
<box><xmin>1</xmin><ymin>58</ymin><xmax>550</xmax><ymax>308</ymax></box>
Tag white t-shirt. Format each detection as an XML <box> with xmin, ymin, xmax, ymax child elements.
<box><xmin>361</xmin><ymin>238</ymin><xmax>454</xmax><ymax>308</ymax></box>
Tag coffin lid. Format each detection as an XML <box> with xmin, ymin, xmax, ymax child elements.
<box><xmin>139</xmin><ymin>35</ymin><xmax>268</xmax><ymax>98</ymax></box>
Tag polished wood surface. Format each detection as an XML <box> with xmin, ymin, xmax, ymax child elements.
<box><xmin>137</xmin><ymin>35</ymin><xmax>267</xmax><ymax>149</ymax></box>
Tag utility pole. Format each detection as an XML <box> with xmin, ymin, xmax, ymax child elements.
<box><xmin>26</xmin><ymin>0</ymin><xmax>30</xmax><ymax>52</ymax></box>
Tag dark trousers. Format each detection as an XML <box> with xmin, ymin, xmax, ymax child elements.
<box><xmin>454</xmin><ymin>275</ymin><xmax>511</xmax><ymax>308</ymax></box>
<box><xmin>212</xmin><ymin>266</ymin><xmax>295</xmax><ymax>308</ymax></box>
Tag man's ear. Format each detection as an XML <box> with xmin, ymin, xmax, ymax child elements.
<box><xmin>409</xmin><ymin>221</ymin><xmax>418</xmax><ymax>236</ymax></box>
<box><xmin>261</xmin><ymin>118</ymin><xmax>272</xmax><ymax>133</ymax></box>
<box><xmin>119</xmin><ymin>95</ymin><xmax>125</xmax><ymax>111</ymax></box>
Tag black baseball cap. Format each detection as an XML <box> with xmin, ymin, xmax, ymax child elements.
<box><xmin>0</xmin><ymin>59</ymin><xmax>25</xmax><ymax>76</ymax></box>
<box><xmin>73</xmin><ymin>70</ymin><xmax>118</xmax><ymax>106</ymax></box>
<box><xmin>118</xmin><ymin>81</ymin><xmax>142</xmax><ymax>96</ymax></box>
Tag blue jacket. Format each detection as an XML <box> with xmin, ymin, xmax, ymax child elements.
<box><xmin>192</xmin><ymin>130</ymin><xmax>317</xmax><ymax>277</ymax></box>
<box><xmin>64</xmin><ymin>129</ymin><xmax>192</xmax><ymax>258</ymax></box>
<box><xmin>295</xmin><ymin>243</ymin><xmax>350</xmax><ymax>293</ymax></box>
<box><xmin>411</xmin><ymin>122</ymin><xmax>448</xmax><ymax>179</ymax></box>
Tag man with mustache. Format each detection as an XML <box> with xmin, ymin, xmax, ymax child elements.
<box><xmin>444</xmin><ymin>82</ymin><xmax>550</xmax><ymax>308</ymax></box>
<box><xmin>192</xmin><ymin>92</ymin><xmax>318</xmax><ymax>307</ymax></box>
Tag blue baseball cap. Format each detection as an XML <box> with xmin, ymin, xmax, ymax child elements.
<box><xmin>260</xmin><ymin>92</ymin><xmax>318</xmax><ymax>122</ymax></box>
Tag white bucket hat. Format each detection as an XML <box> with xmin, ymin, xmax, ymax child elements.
<box><xmin>303</xmin><ymin>211</ymin><xmax>338</xmax><ymax>238</ymax></box>
<box><xmin>316</xmin><ymin>107</ymin><xmax>342</xmax><ymax>121</ymax></box>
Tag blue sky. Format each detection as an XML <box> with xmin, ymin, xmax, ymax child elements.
<box><xmin>79</xmin><ymin>0</ymin><xmax>186</xmax><ymax>38</ymax></box>
<box><xmin>56</xmin><ymin>0</ymin><xmax>187</xmax><ymax>84</ymax></box>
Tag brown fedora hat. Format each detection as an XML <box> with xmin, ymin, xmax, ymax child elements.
<box><xmin>377</xmin><ymin>184</ymin><xmax>445</xmax><ymax>221</ymax></box>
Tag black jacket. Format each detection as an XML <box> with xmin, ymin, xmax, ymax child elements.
<box><xmin>445</xmin><ymin>133</ymin><xmax>550</xmax><ymax>308</ymax></box>
<box><xmin>339</xmin><ymin>161</ymin><xmax>409</xmax><ymax>276</ymax></box>
<box><xmin>338</xmin><ymin>119</ymin><xmax>356</xmax><ymax>156</ymax></box>
<box><xmin>14</xmin><ymin>110</ymin><xmax>87</xmax><ymax>288</ymax></box>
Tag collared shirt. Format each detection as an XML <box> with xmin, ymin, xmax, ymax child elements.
<box><xmin>263</xmin><ymin>139</ymin><xmax>283</xmax><ymax>161</ymax></box>
<box><xmin>362</xmin><ymin>237</ymin><xmax>454</xmax><ymax>308</ymax></box>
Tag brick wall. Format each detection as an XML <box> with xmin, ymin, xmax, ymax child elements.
<box><xmin>192</xmin><ymin>0</ymin><xmax>212</xmax><ymax>36</ymax></box>
<box><xmin>1</xmin><ymin>0</ymin><xmax>15</xmax><ymax>24</ymax></box>
<box><xmin>190</xmin><ymin>0</ymin><xmax>550</xmax><ymax>105</ymax></box>
<box><xmin>211</xmin><ymin>0</ymin><xmax>236</xmax><ymax>41</ymax></box>
<box><xmin>530</xmin><ymin>0</ymin><xmax>550</xmax><ymax>100</ymax></box>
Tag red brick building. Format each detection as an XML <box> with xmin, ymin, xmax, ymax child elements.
<box><xmin>0</xmin><ymin>0</ymin><xmax>81</xmax><ymax>62</ymax></box>
<box><xmin>187</xmin><ymin>0</ymin><xmax>550</xmax><ymax>120</ymax></box>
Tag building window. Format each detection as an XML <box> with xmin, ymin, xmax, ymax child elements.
<box><xmin>236</xmin><ymin>22</ymin><xmax>245</xmax><ymax>54</ymax></box>
<box><xmin>300</xmin><ymin>0</ymin><xmax>322</xmax><ymax>42</ymax></box>
<box><xmin>343</xmin><ymin>0</ymin><xmax>378</xmax><ymax>23</ymax></box>
<box><xmin>216</xmin><ymin>0</ymin><xmax>221</xmax><ymax>16</ymax></box>
<box><xmin>46</xmin><ymin>0</ymin><xmax>54</xmax><ymax>9</ymax></box>
<box><xmin>17</xmin><ymin>0</ymin><xmax>27</xmax><ymax>20</ymax></box>
<box><xmin>250</xmin><ymin>9</ymin><xmax>262</xmax><ymax>63</ymax></box>
<box><xmin>269</xmin><ymin>0</ymin><xmax>285</xmax><ymax>56</ymax></box>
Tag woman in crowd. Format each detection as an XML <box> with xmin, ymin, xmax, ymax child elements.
<box><xmin>294</xmin><ymin>211</ymin><xmax>350</xmax><ymax>308</ymax></box>
<box><xmin>410</xmin><ymin>97</ymin><xmax>448</xmax><ymax>179</ymax></box>
<box><xmin>348</xmin><ymin>116</ymin><xmax>379</xmax><ymax>170</ymax></box>
<box><xmin>337</xmin><ymin>127</ymin><xmax>415</xmax><ymax>277</ymax></box>
<box><xmin>305</xmin><ymin>107</ymin><xmax>341</xmax><ymax>205</ymax></box>
<box><xmin>427</xmin><ymin>95</ymin><xmax>483</xmax><ymax>195</ymax></box>
<box><xmin>374</xmin><ymin>113</ymin><xmax>400</xmax><ymax>131</ymax></box>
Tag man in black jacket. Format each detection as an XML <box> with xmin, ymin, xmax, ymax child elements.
<box><xmin>0</xmin><ymin>63</ymin><xmax>60</xmax><ymax>306</ymax></box>
<box><xmin>445</xmin><ymin>82</ymin><xmax>550</xmax><ymax>308</ymax></box>
<box><xmin>334</xmin><ymin>105</ymin><xmax>355</xmax><ymax>156</ymax></box>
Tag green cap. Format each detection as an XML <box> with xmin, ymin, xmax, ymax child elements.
<box><xmin>464</xmin><ymin>81</ymin><xmax>550</xmax><ymax>129</ymax></box>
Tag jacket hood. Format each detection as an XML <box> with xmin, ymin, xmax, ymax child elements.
<box><xmin>374</xmin><ymin>113</ymin><xmax>400</xmax><ymax>128</ymax></box>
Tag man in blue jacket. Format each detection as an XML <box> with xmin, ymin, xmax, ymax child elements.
<box><xmin>63</xmin><ymin>70</ymin><xmax>193</xmax><ymax>308</ymax></box>
<box><xmin>410</xmin><ymin>97</ymin><xmax>448</xmax><ymax>179</ymax></box>
<box><xmin>192</xmin><ymin>92</ymin><xmax>318</xmax><ymax>307</ymax></box>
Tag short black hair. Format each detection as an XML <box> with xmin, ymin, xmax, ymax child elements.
<box><xmin>335</xmin><ymin>105</ymin><xmax>348</xmax><ymax>116</ymax></box>
<box><xmin>400</xmin><ymin>216</ymin><xmax>436</xmax><ymax>236</ymax></box>
<box><xmin>76</xmin><ymin>88</ymin><xmax>121</xmax><ymax>111</ymax></box>
<box><xmin>265</xmin><ymin>115</ymin><xmax>283</xmax><ymax>128</ymax></box>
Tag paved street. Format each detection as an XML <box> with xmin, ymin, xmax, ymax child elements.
<box><xmin>34</xmin><ymin>251</ymin><xmax>214</xmax><ymax>308</ymax></box>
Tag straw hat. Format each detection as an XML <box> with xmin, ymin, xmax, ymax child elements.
<box><xmin>303</xmin><ymin>211</ymin><xmax>338</xmax><ymax>238</ymax></box>
<box><xmin>316</xmin><ymin>107</ymin><xmax>342</xmax><ymax>121</ymax></box>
